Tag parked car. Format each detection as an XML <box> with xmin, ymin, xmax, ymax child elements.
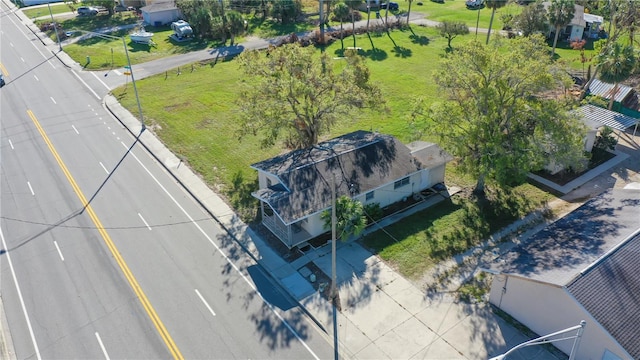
<box><xmin>465</xmin><ymin>0</ymin><xmax>484</xmax><ymax>9</ymax></box>
<box><xmin>77</xmin><ymin>6</ymin><xmax>98</xmax><ymax>16</ymax></box>
<box><xmin>380</xmin><ymin>2</ymin><xmax>399</xmax><ymax>10</ymax></box>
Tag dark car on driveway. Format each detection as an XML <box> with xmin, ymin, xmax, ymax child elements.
<box><xmin>380</xmin><ymin>2</ymin><xmax>399</xmax><ymax>10</ymax></box>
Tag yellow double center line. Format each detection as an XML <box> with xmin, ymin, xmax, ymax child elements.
<box><xmin>27</xmin><ymin>110</ymin><xmax>184</xmax><ymax>360</ymax></box>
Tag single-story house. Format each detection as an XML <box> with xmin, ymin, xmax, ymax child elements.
<box><xmin>576</xmin><ymin>104</ymin><xmax>640</xmax><ymax>151</ymax></box>
<box><xmin>544</xmin><ymin>3</ymin><xmax>604</xmax><ymax>42</ymax></box>
<box><xmin>141</xmin><ymin>0</ymin><xmax>181</xmax><ymax>26</ymax></box>
<box><xmin>251</xmin><ymin>131</ymin><xmax>453</xmax><ymax>249</ymax></box>
<box><xmin>486</xmin><ymin>189</ymin><xmax>640</xmax><ymax>360</ymax></box>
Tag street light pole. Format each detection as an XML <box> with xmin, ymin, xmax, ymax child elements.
<box><xmin>72</xmin><ymin>30</ymin><xmax>146</xmax><ymax>133</ymax></box>
<box><xmin>47</xmin><ymin>2</ymin><xmax>62</xmax><ymax>52</ymax></box>
<box><xmin>331</xmin><ymin>174</ymin><xmax>339</xmax><ymax>360</ymax></box>
<box><xmin>120</xmin><ymin>36</ymin><xmax>146</xmax><ymax>132</ymax></box>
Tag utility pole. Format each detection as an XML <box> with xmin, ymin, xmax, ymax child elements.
<box><xmin>319</xmin><ymin>0</ymin><xmax>325</xmax><ymax>44</ymax></box>
<box><xmin>331</xmin><ymin>174</ymin><xmax>339</xmax><ymax>360</ymax></box>
<box><xmin>47</xmin><ymin>2</ymin><xmax>62</xmax><ymax>52</ymax></box>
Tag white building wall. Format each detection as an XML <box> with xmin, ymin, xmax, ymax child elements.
<box><xmin>489</xmin><ymin>275</ymin><xmax>631</xmax><ymax>360</ymax></box>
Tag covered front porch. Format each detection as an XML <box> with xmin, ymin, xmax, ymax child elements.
<box><xmin>260</xmin><ymin>203</ymin><xmax>313</xmax><ymax>249</ymax></box>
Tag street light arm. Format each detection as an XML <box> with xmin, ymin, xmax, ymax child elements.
<box><xmin>489</xmin><ymin>320</ymin><xmax>586</xmax><ymax>360</ymax></box>
<box><xmin>70</xmin><ymin>29</ymin><xmax>145</xmax><ymax>133</ymax></box>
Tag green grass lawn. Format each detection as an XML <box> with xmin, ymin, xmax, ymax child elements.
<box><xmin>412</xmin><ymin>0</ymin><xmax>523</xmax><ymax>31</ymax></box>
<box><xmin>112</xmin><ymin>25</ymin><xmax>560</xmax><ymax>280</ymax></box>
<box><xmin>64</xmin><ymin>25</ymin><xmax>217</xmax><ymax>70</ymax></box>
<box><xmin>22</xmin><ymin>3</ymin><xmax>72</xmax><ymax>18</ymax></box>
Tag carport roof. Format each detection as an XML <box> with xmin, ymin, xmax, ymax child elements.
<box><xmin>577</xmin><ymin>104</ymin><xmax>639</xmax><ymax>131</ymax></box>
<box><xmin>489</xmin><ymin>189</ymin><xmax>640</xmax><ymax>286</ymax></box>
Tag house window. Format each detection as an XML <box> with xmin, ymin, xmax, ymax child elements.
<box><xmin>366</xmin><ymin>191</ymin><xmax>375</xmax><ymax>201</ymax></box>
<box><xmin>266</xmin><ymin>178</ymin><xmax>272</xmax><ymax>187</ymax></box>
<box><xmin>394</xmin><ymin>177</ymin><xmax>410</xmax><ymax>189</ymax></box>
<box><xmin>263</xmin><ymin>205</ymin><xmax>274</xmax><ymax>217</ymax></box>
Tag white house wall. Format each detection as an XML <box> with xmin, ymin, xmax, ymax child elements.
<box><xmin>144</xmin><ymin>10</ymin><xmax>179</xmax><ymax>26</ymax></box>
<box><xmin>490</xmin><ymin>275</ymin><xmax>630</xmax><ymax>360</ymax></box>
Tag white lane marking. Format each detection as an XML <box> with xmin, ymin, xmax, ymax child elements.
<box><xmin>0</xmin><ymin>228</ymin><xmax>43</xmax><ymax>360</ymax></box>
<box><xmin>70</xmin><ymin>70</ymin><xmax>100</xmax><ymax>100</ymax></box>
<box><xmin>194</xmin><ymin>289</ymin><xmax>216</xmax><ymax>317</ymax></box>
<box><xmin>53</xmin><ymin>241</ymin><xmax>65</xmax><ymax>261</ymax></box>
<box><xmin>113</xmin><ymin>69</ymin><xmax>122</xmax><ymax>76</ymax></box>
<box><xmin>20</xmin><ymin>57</ymin><xmax>25</xmax><ymax>63</ymax></box>
<box><xmin>34</xmin><ymin>75</ymin><xmax>39</xmax><ymax>81</ymax></box>
<box><xmin>8</xmin><ymin>139</ymin><xmax>14</xmax><ymax>150</ymax></box>
<box><xmin>99</xmin><ymin>162</ymin><xmax>110</xmax><ymax>174</ymax></box>
<box><xmin>95</xmin><ymin>332</ymin><xmax>111</xmax><ymax>360</ymax></box>
<box><xmin>50</xmin><ymin>97</ymin><xmax>57</xmax><ymax>104</ymax></box>
<box><xmin>90</xmin><ymin>71</ymin><xmax>111</xmax><ymax>91</ymax></box>
<box><xmin>121</xmin><ymin>142</ymin><xmax>320</xmax><ymax>360</ymax></box>
<box><xmin>137</xmin><ymin>213</ymin><xmax>151</xmax><ymax>231</ymax></box>
<box><xmin>9</xmin><ymin>42</ymin><xmax>13</xmax><ymax>47</ymax></box>
<box><xmin>72</xmin><ymin>125</ymin><xmax>79</xmax><ymax>134</ymax></box>
<box><xmin>27</xmin><ymin>182</ymin><xmax>34</xmax><ymax>196</ymax></box>
<box><xmin>5</xmin><ymin>10</ymin><xmax>54</xmax><ymax>68</ymax></box>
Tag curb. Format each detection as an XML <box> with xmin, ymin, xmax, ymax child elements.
<box><xmin>101</xmin><ymin>96</ymin><xmax>330</xmax><ymax>335</ymax></box>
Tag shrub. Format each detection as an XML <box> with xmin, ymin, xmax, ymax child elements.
<box><xmin>363</xmin><ymin>203</ymin><xmax>383</xmax><ymax>224</ymax></box>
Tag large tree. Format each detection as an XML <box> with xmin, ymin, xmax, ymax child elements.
<box><xmin>485</xmin><ymin>0</ymin><xmax>508</xmax><ymax>44</ymax></box>
<box><xmin>547</xmin><ymin>0</ymin><xmax>575</xmax><ymax>57</ymax></box>
<box><xmin>514</xmin><ymin>0</ymin><xmax>547</xmax><ymax>37</ymax></box>
<box><xmin>436</xmin><ymin>21</ymin><xmax>470</xmax><ymax>49</ymax></box>
<box><xmin>594</xmin><ymin>42</ymin><xmax>636</xmax><ymax>110</ymax></box>
<box><xmin>237</xmin><ymin>44</ymin><xmax>384</xmax><ymax>149</ymax></box>
<box><xmin>417</xmin><ymin>35</ymin><xmax>587</xmax><ymax>195</ymax></box>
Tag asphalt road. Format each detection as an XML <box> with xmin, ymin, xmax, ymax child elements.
<box><xmin>0</xmin><ymin>2</ymin><xmax>333</xmax><ymax>359</ymax></box>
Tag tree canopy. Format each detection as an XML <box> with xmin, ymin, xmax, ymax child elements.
<box><xmin>595</xmin><ymin>42</ymin><xmax>636</xmax><ymax>110</ymax></box>
<box><xmin>321</xmin><ymin>196</ymin><xmax>367</xmax><ymax>241</ymax></box>
<box><xmin>436</xmin><ymin>21</ymin><xmax>470</xmax><ymax>49</ymax></box>
<box><xmin>514</xmin><ymin>1</ymin><xmax>547</xmax><ymax>37</ymax></box>
<box><xmin>236</xmin><ymin>44</ymin><xmax>384</xmax><ymax>149</ymax></box>
<box><xmin>414</xmin><ymin>36</ymin><xmax>587</xmax><ymax>194</ymax></box>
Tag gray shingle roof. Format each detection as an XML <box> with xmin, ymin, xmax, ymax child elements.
<box><xmin>490</xmin><ymin>189</ymin><xmax>640</xmax><ymax>286</ymax></box>
<box><xmin>577</xmin><ymin>105</ymin><xmax>639</xmax><ymax>131</ymax></box>
<box><xmin>567</xmin><ymin>232</ymin><xmax>640</xmax><ymax>359</ymax></box>
<box><xmin>141</xmin><ymin>0</ymin><xmax>177</xmax><ymax>12</ymax></box>
<box><xmin>251</xmin><ymin>131</ymin><xmax>451</xmax><ymax>224</ymax></box>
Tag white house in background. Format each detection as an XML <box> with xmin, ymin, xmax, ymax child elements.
<box><xmin>251</xmin><ymin>130</ymin><xmax>453</xmax><ymax>249</ymax></box>
<box><xmin>141</xmin><ymin>0</ymin><xmax>180</xmax><ymax>26</ymax></box>
<box><xmin>544</xmin><ymin>3</ymin><xmax>604</xmax><ymax>41</ymax></box>
<box><xmin>487</xmin><ymin>189</ymin><xmax>640</xmax><ymax>360</ymax></box>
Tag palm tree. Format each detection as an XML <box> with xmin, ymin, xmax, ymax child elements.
<box><xmin>345</xmin><ymin>0</ymin><xmax>363</xmax><ymax>48</ymax></box>
<box><xmin>406</xmin><ymin>0</ymin><xmax>414</xmax><ymax>25</ymax></box>
<box><xmin>333</xmin><ymin>2</ymin><xmax>350</xmax><ymax>49</ymax></box>
<box><xmin>485</xmin><ymin>0</ymin><xmax>507</xmax><ymax>44</ymax></box>
<box><xmin>546</xmin><ymin>0</ymin><xmax>575</xmax><ymax>57</ymax></box>
<box><xmin>595</xmin><ymin>42</ymin><xmax>636</xmax><ymax>110</ymax></box>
